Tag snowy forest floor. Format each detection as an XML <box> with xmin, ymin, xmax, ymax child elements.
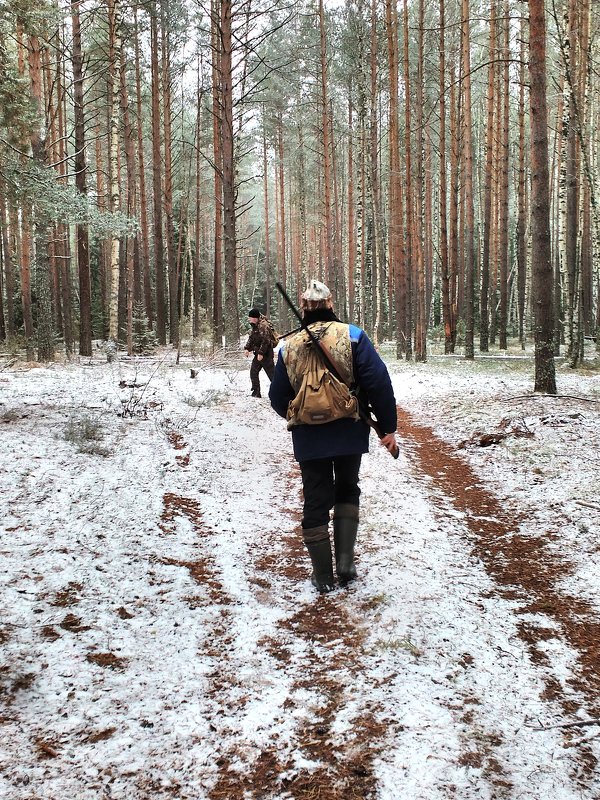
<box><xmin>1</xmin><ymin>343</ymin><xmax>600</xmax><ymax>800</ymax></box>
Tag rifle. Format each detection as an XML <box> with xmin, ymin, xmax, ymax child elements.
<box><xmin>276</xmin><ymin>282</ymin><xmax>399</xmax><ymax>460</ymax></box>
<box><xmin>277</xmin><ymin>325</ymin><xmax>303</xmax><ymax>341</ymax></box>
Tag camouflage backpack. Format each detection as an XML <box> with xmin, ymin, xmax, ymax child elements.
<box><xmin>262</xmin><ymin>317</ymin><xmax>279</xmax><ymax>348</ymax></box>
<box><xmin>283</xmin><ymin>322</ymin><xmax>359</xmax><ymax>428</ymax></box>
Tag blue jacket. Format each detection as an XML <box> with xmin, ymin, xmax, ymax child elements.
<box><xmin>269</xmin><ymin>323</ymin><xmax>397</xmax><ymax>462</ymax></box>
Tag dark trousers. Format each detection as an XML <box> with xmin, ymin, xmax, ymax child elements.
<box><xmin>299</xmin><ymin>454</ymin><xmax>362</xmax><ymax>529</ymax></box>
<box><xmin>250</xmin><ymin>354</ymin><xmax>274</xmax><ymax>395</ymax></box>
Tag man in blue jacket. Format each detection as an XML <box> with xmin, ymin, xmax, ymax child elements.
<box><xmin>269</xmin><ymin>280</ymin><xmax>397</xmax><ymax>593</ymax></box>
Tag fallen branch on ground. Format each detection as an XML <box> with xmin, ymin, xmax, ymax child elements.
<box><xmin>502</xmin><ymin>394</ymin><xmax>600</xmax><ymax>404</ymax></box>
<box><xmin>575</xmin><ymin>500</ymin><xmax>600</xmax><ymax>512</ymax></box>
<box><xmin>530</xmin><ymin>718</ymin><xmax>600</xmax><ymax>731</ymax></box>
<box><xmin>0</xmin><ymin>358</ymin><xmax>17</xmax><ymax>372</ymax></box>
<box><xmin>459</xmin><ymin>416</ymin><xmax>535</xmax><ymax>448</ymax></box>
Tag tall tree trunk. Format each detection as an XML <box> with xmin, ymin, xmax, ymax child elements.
<box><xmin>347</xmin><ymin>89</ymin><xmax>356</xmax><ymax>322</ymax></box>
<box><xmin>369</xmin><ymin>0</ymin><xmax>382</xmax><ymax>345</ymax></box>
<box><xmin>318</xmin><ymin>0</ymin><xmax>334</xmax><ymax>289</ymax></box>
<box><xmin>489</xmin><ymin>60</ymin><xmax>501</xmax><ymax>345</ymax></box>
<box><xmin>151</xmin><ymin>2</ymin><xmax>167</xmax><ymax>343</ymax></box>
<box><xmin>120</xmin><ymin>46</ymin><xmax>136</xmax><ymax>355</ymax></box>
<box><xmin>297</xmin><ymin>117</ymin><xmax>308</xmax><ymax>294</ymax></box>
<box><xmin>71</xmin><ymin>0</ymin><xmax>92</xmax><ymax>356</ymax></box>
<box><xmin>134</xmin><ymin>7</ymin><xmax>153</xmax><ymax>327</ymax></box>
<box><xmin>330</xmin><ymin>100</ymin><xmax>344</xmax><ymax>307</ymax></box>
<box><xmin>0</xmin><ymin>191</ymin><xmax>15</xmax><ymax>338</ymax></box>
<box><xmin>579</xmin><ymin>0</ymin><xmax>592</xmax><ymax>338</ymax></box>
<box><xmin>0</xmin><ymin>224</ymin><xmax>4</xmax><ymax>339</ymax></box>
<box><xmin>498</xmin><ymin>0</ymin><xmax>510</xmax><ymax>350</ymax></box>
<box><xmin>44</xmin><ymin>42</ymin><xmax>63</xmax><ymax>344</ymax></box>
<box><xmin>424</xmin><ymin>126</ymin><xmax>434</xmax><ymax>322</ymax></box>
<box><xmin>220</xmin><ymin>0</ymin><xmax>239</xmax><ymax>344</ymax></box>
<box><xmin>262</xmin><ymin>123</ymin><xmax>271</xmax><ymax>317</ymax></box>
<box><xmin>448</xmin><ymin>60</ymin><xmax>459</xmax><ymax>353</ymax></box>
<box><xmin>385</xmin><ymin>0</ymin><xmax>404</xmax><ymax>356</ymax></box>
<box><xmin>16</xmin><ymin>24</ymin><xmax>36</xmax><ymax>360</ymax></box>
<box><xmin>480</xmin><ymin>0</ymin><xmax>496</xmax><ymax>352</ymax></box>
<box><xmin>274</xmin><ymin>159</ymin><xmax>281</xmax><ymax>308</ymax></box>
<box><xmin>277</xmin><ymin>112</ymin><xmax>287</xmax><ymax>330</ymax></box>
<box><xmin>28</xmin><ymin>33</ymin><xmax>54</xmax><ymax>362</ymax></box>
<box><xmin>461</xmin><ymin>0</ymin><xmax>475</xmax><ymax>360</ymax></box>
<box><xmin>211</xmin><ymin>0</ymin><xmax>223</xmax><ymax>343</ymax></box>
<box><xmin>161</xmin><ymin>2</ymin><xmax>178</xmax><ymax>345</ymax></box>
<box><xmin>414</xmin><ymin>0</ymin><xmax>426</xmax><ymax>361</ymax></box>
<box><xmin>55</xmin><ymin>35</ymin><xmax>74</xmax><ymax>354</ymax></box>
<box><xmin>193</xmin><ymin>59</ymin><xmax>203</xmax><ymax>336</ymax></box>
<box><xmin>528</xmin><ymin>0</ymin><xmax>556</xmax><ymax>393</ymax></box>
<box><xmin>20</xmin><ymin>205</ymin><xmax>35</xmax><ymax>360</ymax></box>
<box><xmin>107</xmin><ymin>0</ymin><xmax>121</xmax><ymax>344</ymax></box>
<box><xmin>403</xmin><ymin>0</ymin><xmax>413</xmax><ymax>360</ymax></box>
<box><xmin>438</xmin><ymin>0</ymin><xmax>452</xmax><ymax>355</ymax></box>
<box><xmin>94</xmin><ymin>119</ymin><xmax>109</xmax><ymax>337</ymax></box>
<box><xmin>564</xmin><ymin>0</ymin><xmax>579</xmax><ymax>365</ymax></box>
<box><xmin>517</xmin><ymin>13</ymin><xmax>527</xmax><ymax>349</ymax></box>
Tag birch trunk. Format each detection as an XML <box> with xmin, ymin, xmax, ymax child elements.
<box><xmin>106</xmin><ymin>0</ymin><xmax>122</xmax><ymax>345</ymax></box>
<box><xmin>0</xmin><ymin>191</ymin><xmax>15</xmax><ymax>338</ymax></box>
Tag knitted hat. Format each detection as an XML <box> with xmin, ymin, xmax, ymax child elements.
<box><xmin>248</xmin><ymin>308</ymin><xmax>261</xmax><ymax>319</ymax></box>
<box><xmin>302</xmin><ymin>280</ymin><xmax>331</xmax><ymax>301</ymax></box>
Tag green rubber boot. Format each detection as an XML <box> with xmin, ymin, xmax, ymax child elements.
<box><xmin>303</xmin><ymin>525</ymin><xmax>335</xmax><ymax>594</ymax></box>
<box><xmin>333</xmin><ymin>504</ymin><xmax>359</xmax><ymax>584</ymax></box>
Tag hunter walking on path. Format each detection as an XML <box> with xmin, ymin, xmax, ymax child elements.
<box><xmin>269</xmin><ymin>281</ymin><xmax>397</xmax><ymax>594</ymax></box>
<box><xmin>244</xmin><ymin>308</ymin><xmax>276</xmax><ymax>398</ymax></box>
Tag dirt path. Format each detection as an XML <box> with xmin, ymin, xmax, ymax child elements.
<box><xmin>161</xmin><ymin>437</ymin><xmax>388</xmax><ymax>800</ymax></box>
<box><xmin>397</xmin><ymin>406</ymin><xmax>600</xmax><ymax>775</ymax></box>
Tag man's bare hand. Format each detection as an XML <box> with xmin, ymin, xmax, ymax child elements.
<box><xmin>380</xmin><ymin>433</ymin><xmax>398</xmax><ymax>454</ymax></box>
<box><xmin>257</xmin><ymin>354</ymin><xmax>264</xmax><ymax>362</ymax></box>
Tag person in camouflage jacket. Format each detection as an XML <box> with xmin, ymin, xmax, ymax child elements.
<box><xmin>244</xmin><ymin>308</ymin><xmax>275</xmax><ymax>397</ymax></box>
<box><xmin>269</xmin><ymin>281</ymin><xmax>397</xmax><ymax>594</ymax></box>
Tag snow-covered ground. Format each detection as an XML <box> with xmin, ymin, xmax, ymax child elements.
<box><xmin>0</xmin><ymin>346</ymin><xmax>599</xmax><ymax>800</ymax></box>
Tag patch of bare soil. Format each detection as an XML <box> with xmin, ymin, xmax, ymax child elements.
<box><xmin>86</xmin><ymin>652</ymin><xmax>129</xmax><ymax>670</ymax></box>
<box><xmin>40</xmin><ymin>625</ymin><xmax>61</xmax><ymax>641</ymax></box>
<box><xmin>162</xmin><ymin>429</ymin><xmax>388</xmax><ymax>799</ymax></box>
<box><xmin>34</xmin><ymin>736</ymin><xmax>61</xmax><ymax>759</ymax></box>
<box><xmin>83</xmin><ymin>727</ymin><xmax>118</xmax><ymax>743</ymax></box>
<box><xmin>51</xmin><ymin>582</ymin><xmax>83</xmax><ymax>607</ymax></box>
<box><xmin>397</xmin><ymin>406</ymin><xmax>600</xmax><ymax>774</ymax></box>
<box><xmin>158</xmin><ymin>491</ymin><xmax>227</xmax><ymax>603</ymax></box>
<box><xmin>59</xmin><ymin>613</ymin><xmax>90</xmax><ymax>632</ymax></box>
<box><xmin>0</xmin><ymin>669</ymin><xmax>36</xmax><ymax>703</ymax></box>
<box><xmin>210</xmin><ymin>469</ymin><xmax>386</xmax><ymax>800</ymax></box>
<box><xmin>86</xmin><ymin>653</ymin><xmax>127</xmax><ymax>669</ymax></box>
